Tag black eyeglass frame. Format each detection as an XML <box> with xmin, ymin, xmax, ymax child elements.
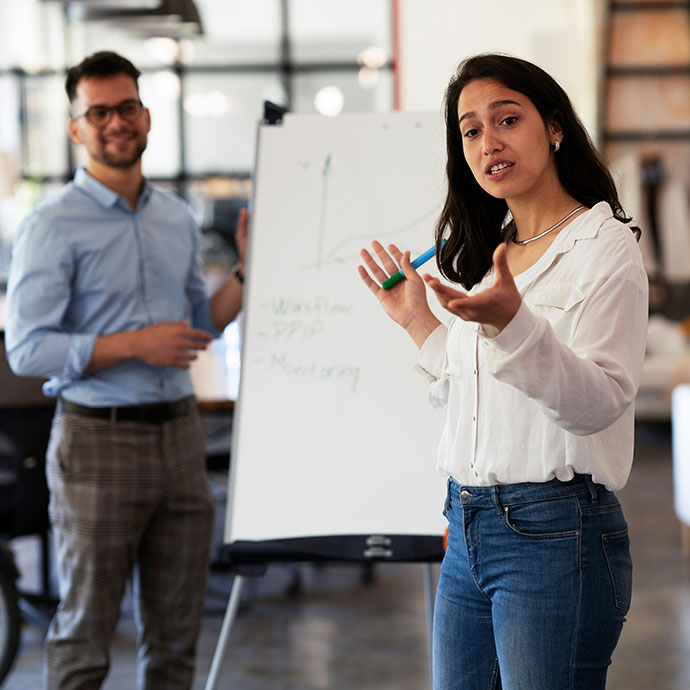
<box><xmin>71</xmin><ymin>99</ymin><xmax>146</xmax><ymax>128</ymax></box>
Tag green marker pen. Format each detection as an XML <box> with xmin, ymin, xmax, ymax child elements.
<box><xmin>382</xmin><ymin>240</ymin><xmax>445</xmax><ymax>290</ymax></box>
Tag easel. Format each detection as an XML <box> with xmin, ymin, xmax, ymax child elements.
<box><xmin>204</xmin><ymin>535</ymin><xmax>444</xmax><ymax>690</ymax></box>
<box><xmin>207</xmin><ymin>105</ymin><xmax>449</xmax><ymax>688</ymax></box>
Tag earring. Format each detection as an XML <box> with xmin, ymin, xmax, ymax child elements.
<box><xmin>553</xmin><ymin>140</ymin><xmax>561</xmax><ymax>152</ymax></box>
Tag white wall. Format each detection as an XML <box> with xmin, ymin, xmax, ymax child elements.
<box><xmin>0</xmin><ymin>0</ymin><xmax>66</xmax><ymax>70</ymax></box>
<box><xmin>398</xmin><ymin>0</ymin><xmax>600</xmax><ymax>138</ymax></box>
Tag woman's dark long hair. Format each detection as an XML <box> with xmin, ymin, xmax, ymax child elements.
<box><xmin>436</xmin><ymin>53</ymin><xmax>633</xmax><ymax>289</ymax></box>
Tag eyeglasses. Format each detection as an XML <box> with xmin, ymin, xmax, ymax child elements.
<box><xmin>72</xmin><ymin>99</ymin><xmax>145</xmax><ymax>128</ymax></box>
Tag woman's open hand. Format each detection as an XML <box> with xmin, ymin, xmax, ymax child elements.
<box><xmin>423</xmin><ymin>243</ymin><xmax>521</xmax><ymax>333</ymax></box>
<box><xmin>358</xmin><ymin>241</ymin><xmax>441</xmax><ymax>348</ymax></box>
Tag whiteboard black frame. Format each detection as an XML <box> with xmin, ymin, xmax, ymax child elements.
<box><xmin>224</xmin><ymin>110</ymin><xmax>450</xmax><ymax>565</ymax></box>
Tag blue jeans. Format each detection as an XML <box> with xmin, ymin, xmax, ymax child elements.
<box><xmin>433</xmin><ymin>475</ymin><xmax>632</xmax><ymax>690</ymax></box>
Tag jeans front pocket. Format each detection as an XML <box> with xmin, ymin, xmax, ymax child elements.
<box><xmin>503</xmin><ymin>495</ymin><xmax>582</xmax><ymax>540</ymax></box>
<box><xmin>602</xmin><ymin>528</ymin><xmax>633</xmax><ymax>612</ymax></box>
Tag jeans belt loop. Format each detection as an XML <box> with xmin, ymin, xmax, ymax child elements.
<box><xmin>584</xmin><ymin>474</ymin><xmax>599</xmax><ymax>503</ymax></box>
<box><xmin>110</xmin><ymin>406</ymin><xmax>117</xmax><ymax>423</ymax></box>
<box><xmin>492</xmin><ymin>485</ymin><xmax>503</xmax><ymax>517</ymax></box>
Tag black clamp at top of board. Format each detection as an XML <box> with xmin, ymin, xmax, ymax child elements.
<box><xmin>264</xmin><ymin>100</ymin><xmax>287</xmax><ymax>125</ymax></box>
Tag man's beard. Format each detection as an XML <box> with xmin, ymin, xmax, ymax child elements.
<box><xmin>95</xmin><ymin>130</ymin><xmax>147</xmax><ymax>169</ymax></box>
<box><xmin>98</xmin><ymin>141</ymin><xmax>147</xmax><ymax>169</ymax></box>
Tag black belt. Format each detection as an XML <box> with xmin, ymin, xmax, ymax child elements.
<box><xmin>59</xmin><ymin>396</ymin><xmax>195</xmax><ymax>423</ymax></box>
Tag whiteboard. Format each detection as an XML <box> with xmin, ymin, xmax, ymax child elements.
<box><xmin>226</xmin><ymin>111</ymin><xmax>450</xmax><ymax>544</ymax></box>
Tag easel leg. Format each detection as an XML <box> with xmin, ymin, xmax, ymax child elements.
<box><xmin>423</xmin><ymin>563</ymin><xmax>436</xmax><ymax>690</ymax></box>
<box><xmin>204</xmin><ymin>574</ymin><xmax>245</xmax><ymax>690</ymax></box>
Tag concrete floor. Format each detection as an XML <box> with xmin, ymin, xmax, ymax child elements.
<box><xmin>4</xmin><ymin>421</ymin><xmax>690</xmax><ymax>689</ymax></box>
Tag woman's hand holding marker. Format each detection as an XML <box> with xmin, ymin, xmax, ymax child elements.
<box><xmin>358</xmin><ymin>241</ymin><xmax>441</xmax><ymax>349</ymax></box>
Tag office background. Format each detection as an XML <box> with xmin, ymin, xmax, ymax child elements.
<box><xmin>1</xmin><ymin>1</ymin><xmax>690</xmax><ymax>689</ymax></box>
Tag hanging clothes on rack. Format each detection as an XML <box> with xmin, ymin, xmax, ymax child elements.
<box><xmin>612</xmin><ymin>152</ymin><xmax>690</xmax><ymax>284</ymax></box>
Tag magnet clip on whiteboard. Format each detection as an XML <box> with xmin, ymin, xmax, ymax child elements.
<box><xmin>263</xmin><ymin>100</ymin><xmax>287</xmax><ymax>125</ymax></box>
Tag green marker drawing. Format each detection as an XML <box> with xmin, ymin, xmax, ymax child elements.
<box><xmin>316</xmin><ymin>153</ymin><xmax>332</xmax><ymax>268</ymax></box>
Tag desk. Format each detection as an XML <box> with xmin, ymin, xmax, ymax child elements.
<box><xmin>190</xmin><ymin>332</ymin><xmax>241</xmax><ymax>464</ymax></box>
<box><xmin>190</xmin><ymin>327</ymin><xmax>241</xmax><ymax>408</ymax></box>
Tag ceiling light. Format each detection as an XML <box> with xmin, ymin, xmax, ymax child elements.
<box><xmin>145</xmin><ymin>36</ymin><xmax>179</xmax><ymax>64</ymax></box>
<box><xmin>42</xmin><ymin>0</ymin><xmax>160</xmax><ymax>7</ymax></box>
<box><xmin>56</xmin><ymin>0</ymin><xmax>203</xmax><ymax>37</ymax></box>
<box><xmin>357</xmin><ymin>46</ymin><xmax>387</xmax><ymax>70</ymax></box>
<box><xmin>314</xmin><ymin>87</ymin><xmax>344</xmax><ymax>117</ymax></box>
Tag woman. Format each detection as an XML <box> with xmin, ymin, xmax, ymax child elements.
<box><xmin>359</xmin><ymin>54</ymin><xmax>648</xmax><ymax>690</ymax></box>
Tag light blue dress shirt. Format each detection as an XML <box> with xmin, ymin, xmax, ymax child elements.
<box><xmin>5</xmin><ymin>168</ymin><xmax>219</xmax><ymax>406</ymax></box>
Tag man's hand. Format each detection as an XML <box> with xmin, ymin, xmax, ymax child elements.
<box><xmin>86</xmin><ymin>321</ymin><xmax>213</xmax><ymax>373</ymax></box>
<box><xmin>235</xmin><ymin>207</ymin><xmax>249</xmax><ymax>271</ymax></box>
<box><xmin>133</xmin><ymin>321</ymin><xmax>213</xmax><ymax>369</ymax></box>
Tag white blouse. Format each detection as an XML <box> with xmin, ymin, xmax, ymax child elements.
<box><xmin>416</xmin><ymin>202</ymin><xmax>649</xmax><ymax>491</ymax></box>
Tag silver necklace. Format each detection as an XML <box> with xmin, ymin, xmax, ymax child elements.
<box><xmin>511</xmin><ymin>205</ymin><xmax>585</xmax><ymax>245</ymax></box>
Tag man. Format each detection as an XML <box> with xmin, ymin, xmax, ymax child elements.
<box><xmin>5</xmin><ymin>51</ymin><xmax>246</xmax><ymax>690</ymax></box>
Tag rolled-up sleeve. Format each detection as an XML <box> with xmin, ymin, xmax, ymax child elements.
<box><xmin>414</xmin><ymin>323</ymin><xmax>450</xmax><ymax>408</ymax></box>
<box><xmin>185</xmin><ymin>217</ymin><xmax>220</xmax><ymax>336</ymax></box>
<box><xmin>5</xmin><ymin>213</ymin><xmax>97</xmax><ymax>379</ymax></box>
<box><xmin>415</xmin><ymin>323</ymin><xmax>448</xmax><ymax>381</ymax></box>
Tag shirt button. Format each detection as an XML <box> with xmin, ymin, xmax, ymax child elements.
<box><xmin>460</xmin><ymin>490</ymin><xmax>470</xmax><ymax>501</ymax></box>
<box><xmin>473</xmin><ymin>369</ymin><xmax>477</xmax><ymax>375</ymax></box>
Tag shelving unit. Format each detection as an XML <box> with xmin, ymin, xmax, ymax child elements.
<box><xmin>599</xmin><ymin>0</ymin><xmax>690</xmax><ymax>160</ymax></box>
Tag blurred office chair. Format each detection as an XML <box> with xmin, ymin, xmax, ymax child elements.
<box><xmin>0</xmin><ymin>334</ymin><xmax>56</xmax><ymax>618</ymax></box>
<box><xmin>0</xmin><ymin>333</ymin><xmax>56</xmax><ymax>681</ymax></box>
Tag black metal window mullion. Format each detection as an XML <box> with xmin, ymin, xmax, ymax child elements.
<box><xmin>4</xmin><ymin>0</ymin><xmax>395</xmax><ymax>187</ymax></box>
<box><xmin>280</xmin><ymin>0</ymin><xmax>293</xmax><ymax>111</ymax></box>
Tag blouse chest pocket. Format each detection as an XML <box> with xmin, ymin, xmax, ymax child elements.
<box><xmin>526</xmin><ymin>284</ymin><xmax>586</xmax><ymax>334</ymax></box>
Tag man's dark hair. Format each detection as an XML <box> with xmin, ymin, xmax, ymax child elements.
<box><xmin>65</xmin><ymin>51</ymin><xmax>141</xmax><ymax>103</ymax></box>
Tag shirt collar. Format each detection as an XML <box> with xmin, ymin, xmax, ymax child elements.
<box><xmin>517</xmin><ymin>201</ymin><xmax>616</xmax><ymax>290</ymax></box>
<box><xmin>477</xmin><ymin>201</ymin><xmax>617</xmax><ymax>294</ymax></box>
<box><xmin>550</xmin><ymin>201</ymin><xmax>612</xmax><ymax>258</ymax></box>
<box><xmin>73</xmin><ymin>167</ymin><xmax>153</xmax><ymax>210</ymax></box>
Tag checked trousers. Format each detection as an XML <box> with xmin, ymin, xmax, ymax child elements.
<box><xmin>43</xmin><ymin>406</ymin><xmax>215</xmax><ymax>690</ymax></box>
